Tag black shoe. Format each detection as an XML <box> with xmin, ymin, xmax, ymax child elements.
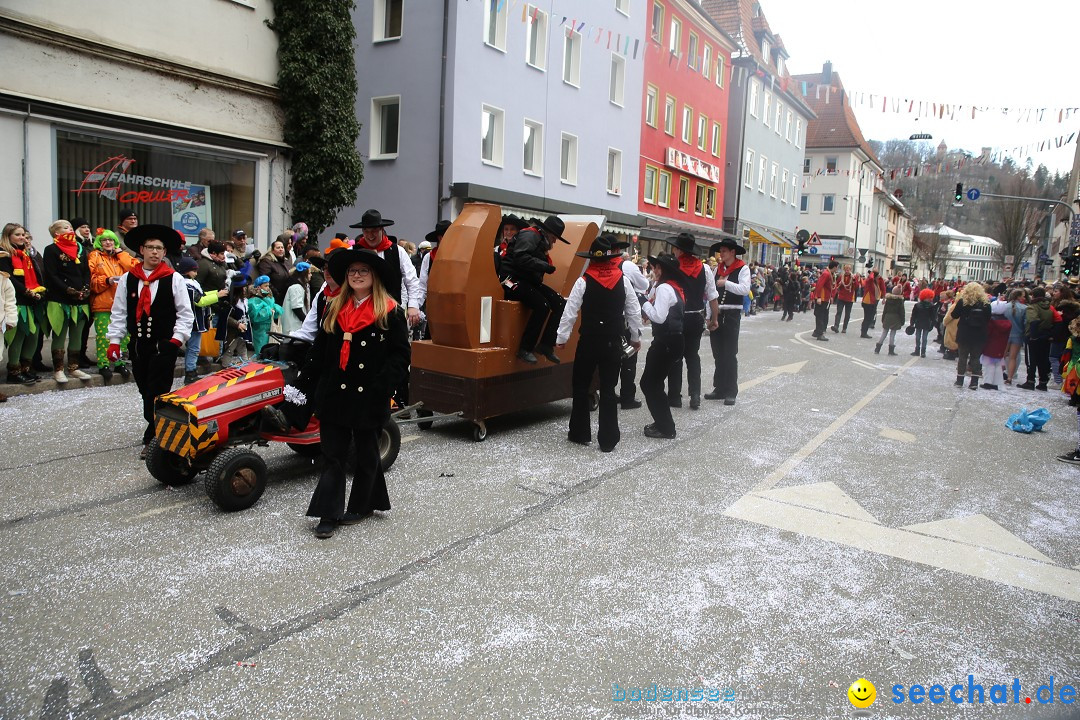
<box><xmin>1057</xmin><ymin>450</ymin><xmax>1080</xmax><ymax>465</ymax></box>
<box><xmin>262</xmin><ymin>405</ymin><xmax>291</xmax><ymax>433</ymax></box>
<box><xmin>689</xmin><ymin>395</ymin><xmax>700</xmax><ymax>410</ymax></box>
<box><xmin>703</xmin><ymin>390</ymin><xmax>723</xmax><ymax>400</ymax></box>
<box><xmin>535</xmin><ymin>345</ymin><xmax>561</xmax><ymax>364</ymax></box>
<box><xmin>184</xmin><ymin>371</ymin><xmax>199</xmax><ymax>384</ymax></box>
<box><xmin>1036</xmin><ymin>383</ymin><xmax>1048</xmax><ymax>391</ymax></box>
<box><xmin>643</xmin><ymin>424</ymin><xmax>676</xmax><ymax>439</ymax></box>
<box><xmin>78</xmin><ymin>356</ymin><xmax>94</xmax><ymax>369</ymax></box>
<box><xmin>816</xmin><ymin>335</ymin><xmax>829</xmax><ymax>342</ymax></box>
<box><xmin>859</xmin><ymin>333</ymin><xmax>871</xmax><ymax>339</ymax></box>
<box><xmin>620</xmin><ymin>399</ymin><xmax>642</xmax><ymax>410</ymax></box>
<box><xmin>599</xmin><ymin>445</ymin><xmax>615</xmax><ymax>453</ymax></box>
<box><xmin>723</xmin><ymin>398</ymin><xmax>736</xmax><ymax>406</ymax></box>
<box><xmin>830</xmin><ymin>326</ymin><xmax>839</xmax><ymax>333</ymax></box>
<box><xmin>954</xmin><ymin>376</ymin><xmax>965</xmax><ymax>387</ymax></box>
<box><xmin>668</xmin><ymin>397</ymin><xmax>682</xmax><ymax>408</ymax></box>
<box><xmin>339</xmin><ymin>511</ymin><xmax>372</xmax><ymax>525</ymax></box>
<box><xmin>99</xmin><ymin>367</ymin><xmax>114</xmax><ymax>383</ymax></box>
<box><xmin>911</xmin><ymin>351</ymin><xmax>920</xmax><ymax>356</ymax></box>
<box><xmin>567</xmin><ymin>435</ymin><xmax>591</xmax><ymax>447</ymax></box>
<box><xmin>32</xmin><ymin>361</ymin><xmax>49</xmax><ymax>373</ymax></box>
<box><xmin>980</xmin><ymin>383</ymin><xmax>992</xmax><ymax>390</ymax></box>
<box><xmin>116</xmin><ymin>364</ymin><xmax>130</xmax><ymax>380</ymax></box>
<box><xmin>314</xmin><ymin>520</ymin><xmax>336</xmax><ymax>538</ymax></box>
<box><xmin>517</xmin><ymin>349</ymin><xmax>538</xmax><ymax>364</ymax></box>
<box><xmin>1017</xmin><ymin>382</ymin><xmax>1035</xmax><ymax>390</ymax></box>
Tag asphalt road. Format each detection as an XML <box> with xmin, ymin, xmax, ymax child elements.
<box><xmin>1</xmin><ymin>307</ymin><xmax>1078</xmax><ymax>720</ymax></box>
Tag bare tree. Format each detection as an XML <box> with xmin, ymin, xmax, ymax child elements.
<box><xmin>912</xmin><ymin>230</ymin><xmax>954</xmax><ymax>279</ymax></box>
<box><xmin>988</xmin><ymin>171</ymin><xmax>1042</xmax><ymax>266</ymax></box>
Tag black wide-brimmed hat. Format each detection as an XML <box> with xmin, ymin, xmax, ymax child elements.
<box><xmin>647</xmin><ymin>252</ymin><xmax>685</xmax><ymax>279</ymax></box>
<box><xmin>666</xmin><ymin>232</ymin><xmax>697</xmax><ymax>255</ymax></box>
<box><xmin>328</xmin><ymin>248</ymin><xmax>396</xmax><ymax>291</ymax></box>
<box><xmin>500</xmin><ymin>214</ymin><xmax>529</xmax><ymax>232</ymax></box>
<box><xmin>575</xmin><ymin>234</ymin><xmax>622</xmax><ymax>259</ymax></box>
<box><xmin>425</xmin><ymin>220</ymin><xmax>452</xmax><ymax>244</ymax></box>
<box><xmin>708</xmin><ymin>238</ymin><xmax>746</xmax><ymax>256</ymax></box>
<box><xmin>126</xmin><ymin>224</ymin><xmax>183</xmax><ymax>255</ymax></box>
<box><xmin>348</xmin><ymin>209</ymin><xmax>395</xmax><ymax>229</ymax></box>
<box><xmin>533</xmin><ymin>215</ymin><xmax>570</xmax><ymax>244</ymax></box>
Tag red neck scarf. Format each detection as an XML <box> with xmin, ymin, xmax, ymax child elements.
<box><xmin>323</xmin><ymin>285</ymin><xmax>341</xmax><ymax>299</ymax></box>
<box><xmin>664</xmin><ymin>279</ymin><xmax>685</xmax><ymax>302</ymax></box>
<box><xmin>359</xmin><ymin>235</ymin><xmax>393</xmax><ymax>253</ymax></box>
<box><xmin>678</xmin><ymin>255</ymin><xmax>703</xmax><ymax>278</ymax></box>
<box><xmin>498</xmin><ymin>240</ymin><xmax>508</xmax><ymax>257</ymax></box>
<box><xmin>336</xmin><ymin>295</ymin><xmax>397</xmax><ymax>370</ymax></box>
<box><xmin>584</xmin><ymin>258</ymin><xmax>623</xmax><ymax>290</ymax></box>
<box><xmin>11</xmin><ymin>246</ymin><xmax>41</xmax><ymax>289</ymax></box>
<box><xmin>716</xmin><ymin>259</ymin><xmax>745</xmax><ymax>280</ymax></box>
<box><xmin>55</xmin><ymin>232</ymin><xmax>81</xmax><ymax>263</ymax></box>
<box><xmin>429</xmin><ymin>245</ymin><xmax>438</xmax><ymax>262</ymax></box>
<box><xmin>128</xmin><ymin>261</ymin><xmax>174</xmax><ymax>322</ymax></box>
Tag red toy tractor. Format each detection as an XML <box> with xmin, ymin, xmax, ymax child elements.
<box><xmin>144</xmin><ymin>335</ymin><xmax>401</xmax><ymax>511</ymax></box>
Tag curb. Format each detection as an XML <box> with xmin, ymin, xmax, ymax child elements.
<box><xmin>0</xmin><ymin>363</ymin><xmax>225</xmax><ymax>399</ymax></box>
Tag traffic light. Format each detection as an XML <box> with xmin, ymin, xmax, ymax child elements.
<box><xmin>954</xmin><ymin>183</ymin><xmax>963</xmax><ymax>202</ymax></box>
<box><xmin>796</xmin><ymin>240</ymin><xmax>806</xmax><ymax>256</ymax></box>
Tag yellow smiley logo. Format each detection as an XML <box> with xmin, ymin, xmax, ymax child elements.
<box><xmin>848</xmin><ymin>678</ymin><xmax>876</xmax><ymax>708</ymax></box>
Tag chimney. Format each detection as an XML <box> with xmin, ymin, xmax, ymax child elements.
<box><xmin>822</xmin><ymin>61</ymin><xmax>832</xmax><ymax>83</ymax></box>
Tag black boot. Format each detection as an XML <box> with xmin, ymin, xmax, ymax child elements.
<box><xmin>874</xmin><ymin>343</ymin><xmax>882</xmax><ymax>354</ymax></box>
<box><xmin>954</xmin><ymin>375</ymin><xmax>965</xmax><ymax>387</ymax></box>
<box><xmin>969</xmin><ymin>376</ymin><xmax>979</xmax><ymax>390</ymax></box>
<box><xmin>888</xmin><ymin>346</ymin><xmax>897</xmax><ymax>356</ymax></box>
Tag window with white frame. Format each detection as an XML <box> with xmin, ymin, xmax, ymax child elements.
<box><xmin>563</xmin><ymin>29</ymin><xmax>581</xmax><ymax>86</ymax></box>
<box><xmin>668</xmin><ymin>16</ymin><xmax>681</xmax><ymax>55</ymax></box>
<box><xmin>481</xmin><ymin>104</ymin><xmax>504</xmax><ymax>166</ymax></box>
<box><xmin>822</xmin><ymin>194</ymin><xmax>835</xmax><ymax>213</ymax></box>
<box><xmin>776</xmin><ymin>56</ymin><xmax>785</xmax><ymax>76</ymax></box>
<box><xmin>687</xmin><ymin>32</ymin><xmax>698</xmax><ymax>70</ymax></box>
<box><xmin>678</xmin><ymin>177</ymin><xmax>688</xmax><ymax>212</ymax></box>
<box><xmin>643</xmin><ymin>165</ymin><xmax>658</xmax><ymax>204</ymax></box>
<box><xmin>664</xmin><ymin>95</ymin><xmax>676</xmax><ymax>135</ymax></box>
<box><xmin>370</xmin><ymin>95</ymin><xmax>400</xmax><ymax>159</ymax></box>
<box><xmin>681</xmin><ymin>105</ymin><xmax>692</xmax><ymax>144</ymax></box>
<box><xmin>650</xmin><ymin>1</ymin><xmax>664</xmax><ymax>42</ymax></box>
<box><xmin>770</xmin><ymin>162</ymin><xmax>778</xmax><ymax>197</ymax></box>
<box><xmin>716</xmin><ymin>55</ymin><xmax>724</xmax><ymax>88</ymax></box>
<box><xmin>774</xmin><ymin>102</ymin><xmax>783</xmax><ymax>134</ymax></box>
<box><xmin>785</xmin><ymin>110</ymin><xmax>792</xmax><ymax>142</ymax></box>
<box><xmin>710</xmin><ymin>122</ymin><xmax>721</xmax><ymax>156</ymax></box>
<box><xmin>610</xmin><ymin>53</ymin><xmax>626</xmax><ymax>106</ymax></box>
<box><xmin>758</xmin><ymin>156</ymin><xmax>767</xmax><ymax>192</ymax></box>
<box><xmin>658</xmin><ymin>171</ymin><xmax>671</xmax><ymax>208</ymax></box>
<box><xmin>781</xmin><ymin>169</ymin><xmax>789</xmax><ymax>203</ymax></box>
<box><xmin>803</xmin><ymin>157</ymin><xmax>811</xmax><ymax>174</ymax></box>
<box><xmin>645</xmin><ymin>85</ymin><xmax>658</xmax><ymax>127</ymax></box>
<box><xmin>761</xmin><ymin>38</ymin><xmax>769</xmax><ymax>61</ymax></box>
<box><xmin>744</xmin><ymin>149</ymin><xmax>754</xmax><ymax>188</ymax></box>
<box><xmin>696</xmin><ymin>114</ymin><xmax>707</xmax><ymax>151</ymax></box>
<box><xmin>483</xmin><ymin>0</ymin><xmax>507</xmax><ymax>50</ymax></box>
<box><xmin>560</xmin><ymin>132</ymin><xmax>578</xmax><ymax>184</ymax></box>
<box><xmin>523</xmin><ymin>119</ymin><xmax>543</xmax><ymax>175</ymax></box>
<box><xmin>694</xmin><ymin>183</ymin><xmax>706</xmax><ymax>216</ymax></box>
<box><xmin>749</xmin><ymin>80</ymin><xmax>759</xmax><ymax>117</ymax></box>
<box><xmin>606</xmin><ymin>148</ymin><xmax>622</xmax><ymax>195</ymax></box>
<box><xmin>615</xmin><ymin>0</ymin><xmax>630</xmax><ymax>15</ymax></box>
<box><xmin>525</xmin><ymin>6</ymin><xmax>548</xmax><ymax>70</ymax></box>
<box><xmin>373</xmin><ymin>0</ymin><xmax>403</xmax><ymax>42</ymax></box>
<box><xmin>800</xmin><ymin>194</ymin><xmax>808</xmax><ymax>212</ymax></box>
<box><xmin>795</xmin><ymin>118</ymin><xmax>803</xmax><ymax>148</ymax></box>
<box><xmin>762</xmin><ymin>92</ymin><xmax>771</xmax><ymax>126</ymax></box>
<box><xmin>703</xmin><ymin>45</ymin><xmax>712</xmax><ymax>80</ymax></box>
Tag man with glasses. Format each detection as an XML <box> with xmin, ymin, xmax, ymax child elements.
<box><xmin>107</xmin><ymin>225</ymin><xmax>194</xmax><ymax>458</ymax></box>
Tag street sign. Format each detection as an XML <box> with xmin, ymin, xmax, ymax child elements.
<box><xmin>1021</xmin><ymin>262</ymin><xmax>1030</xmax><ymax>269</ymax></box>
<box><xmin>808</xmin><ymin>232</ymin><xmax>822</xmax><ymax>247</ymax></box>
<box><xmin>897</xmin><ymin>254</ymin><xmax>911</xmax><ymax>263</ymax></box>
<box><xmin>809</xmin><ymin>247</ymin><xmax>818</xmax><ymax>255</ymax></box>
<box><xmin>967</xmin><ymin>188</ymin><xmax>980</xmax><ymax>201</ymax></box>
<box><xmin>1004</xmin><ymin>254</ymin><xmax>1014</xmax><ymax>264</ymax></box>
<box><xmin>1070</xmin><ymin>217</ymin><xmax>1080</xmax><ymax>245</ymax></box>
<box><xmin>796</xmin><ymin>229</ymin><xmax>810</xmax><ymax>244</ymax></box>
<box><xmin>1003</xmin><ymin>264</ymin><xmax>1014</xmax><ymax>274</ymax></box>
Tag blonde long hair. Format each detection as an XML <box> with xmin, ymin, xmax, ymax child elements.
<box><xmin>322</xmin><ymin>272</ymin><xmax>394</xmax><ymax>333</ymax></box>
<box><xmin>1</xmin><ymin>223</ymin><xmax>25</xmax><ymax>255</ymax></box>
<box><xmin>957</xmin><ymin>281</ymin><xmax>988</xmax><ymax>306</ymax></box>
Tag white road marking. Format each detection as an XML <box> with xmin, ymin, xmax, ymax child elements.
<box><xmin>130</xmin><ymin>497</ymin><xmax>202</xmax><ymax>520</ymax></box>
<box><xmin>738</xmin><ymin>361</ymin><xmax>807</xmax><ymax>393</ymax></box>
<box><xmin>756</xmin><ymin>481</ymin><xmax>879</xmax><ymax>523</ymax></box>
<box><xmin>879</xmin><ymin>427</ymin><xmax>916</xmax><ymax>443</ymax></box>
<box><xmin>400</xmin><ymin>434</ymin><xmax>421</xmax><ymax>444</ymax></box>
<box><xmin>752</xmin><ymin>356</ymin><xmax>919</xmax><ymax>492</ymax></box>
<box><xmin>902</xmin><ymin>514</ymin><xmax>1054</xmax><ymax>563</ymax></box>
<box><xmin>793</xmin><ymin>330</ymin><xmax>888</xmax><ymax>370</ymax></box>
<box><xmin>725</xmin><ymin>487</ymin><xmax>1079</xmax><ymax>602</ymax></box>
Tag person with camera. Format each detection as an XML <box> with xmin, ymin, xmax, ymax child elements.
<box><xmin>106</xmin><ymin>225</ymin><xmax>193</xmax><ymax>458</ymax></box>
<box><xmin>555</xmin><ymin>235</ymin><xmax>642</xmax><ymax>453</ymax></box>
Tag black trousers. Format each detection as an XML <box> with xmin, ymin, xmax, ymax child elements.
<box><xmin>782</xmin><ymin>296</ymin><xmax>796</xmax><ymax>320</ymax></box>
<box><xmin>619</xmin><ymin>324</ymin><xmax>639</xmax><ymax>403</ymax></box>
<box><xmin>569</xmin><ymin>334</ymin><xmax>622</xmax><ymax>450</ymax></box>
<box><xmin>832</xmin><ymin>300</ymin><xmax>853</xmax><ymax>331</ymax></box>
<box><xmin>640</xmin><ymin>334</ymin><xmax>682</xmax><ymax>435</ymax></box>
<box><xmin>306</xmin><ymin>420</ymin><xmax>391</xmax><ymax>520</ymax></box>
<box><xmin>505</xmin><ymin>280</ymin><xmax>565</xmax><ymax>352</ymax></box>
<box><xmin>1025</xmin><ymin>337</ymin><xmax>1051</xmax><ymax>384</ymax></box>
<box><xmin>709</xmin><ymin>310</ymin><xmax>741</xmax><ymax>399</ymax></box>
<box><xmin>130</xmin><ymin>339</ymin><xmax>179</xmax><ymax>445</ymax></box>
<box><xmin>813</xmin><ymin>302</ymin><xmax>830</xmax><ymax>337</ymax></box>
<box><xmin>860</xmin><ymin>303</ymin><xmax>878</xmax><ymax>336</ymax></box>
<box><xmin>667</xmin><ymin>312</ymin><xmax>705</xmax><ymax>402</ymax></box>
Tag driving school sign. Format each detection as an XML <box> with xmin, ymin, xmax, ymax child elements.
<box><xmin>71</xmin><ymin>155</ymin><xmax>194</xmax><ymax>204</ymax></box>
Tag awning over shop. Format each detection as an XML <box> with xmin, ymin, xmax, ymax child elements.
<box><xmin>637</xmin><ymin>212</ymin><xmax>738</xmax><ymax>250</ymax></box>
<box><xmin>743</xmin><ymin>222</ymin><xmax>793</xmax><ymax>248</ymax></box>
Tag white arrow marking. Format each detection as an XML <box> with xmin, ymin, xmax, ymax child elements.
<box><xmin>879</xmin><ymin>427</ymin><xmax>916</xmax><ymax>443</ymax></box>
<box><xmin>738</xmin><ymin>361</ymin><xmax>807</xmax><ymax>393</ymax></box>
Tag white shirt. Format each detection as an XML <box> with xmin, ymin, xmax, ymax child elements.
<box><xmin>357</xmin><ymin>242</ymin><xmax>421</xmax><ymax>309</ymax></box>
<box><xmin>107</xmin><ymin>270</ymin><xmax>194</xmax><ymax>345</ymax></box>
<box><xmin>715</xmin><ymin>264</ymin><xmax>751</xmax><ymax>310</ymax></box>
<box><xmin>281</xmin><ymin>282</ymin><xmax>309</xmax><ymax>336</ymax></box>
<box><xmin>556</xmin><ymin>273</ymin><xmax>643</xmax><ymax>345</ymax></box>
<box><xmin>417</xmin><ymin>250</ymin><xmax>434</xmax><ymax>308</ymax></box>
<box><xmin>643</xmin><ymin>282</ymin><xmax>680</xmax><ymax>325</ymax></box>
<box><xmin>621</xmin><ymin>259</ymin><xmax>650</xmax><ymax>295</ymax></box>
<box><xmin>292</xmin><ymin>286</ymin><xmax>325</xmax><ymax>342</ymax></box>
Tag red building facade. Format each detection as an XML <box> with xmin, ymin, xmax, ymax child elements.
<box><xmin>638</xmin><ymin>0</ymin><xmax>736</xmax><ymax>245</ymax></box>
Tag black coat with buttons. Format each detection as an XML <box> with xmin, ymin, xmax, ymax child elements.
<box><xmin>304</xmin><ymin>305</ymin><xmax>411</xmax><ymax>430</ymax></box>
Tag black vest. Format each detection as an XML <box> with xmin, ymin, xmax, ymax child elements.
<box><xmin>381</xmin><ymin>245</ymin><xmax>403</xmax><ymax>304</ymax></box>
<box><xmin>679</xmin><ymin>266</ymin><xmax>707</xmax><ymax>312</ymax></box>
<box><xmin>126</xmin><ymin>272</ymin><xmax>177</xmax><ymax>342</ymax></box>
<box><xmin>580</xmin><ymin>274</ymin><xmax>625</xmax><ymax>337</ymax></box>
<box><xmin>652</xmin><ymin>284</ymin><xmax>684</xmax><ymax>338</ymax></box>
